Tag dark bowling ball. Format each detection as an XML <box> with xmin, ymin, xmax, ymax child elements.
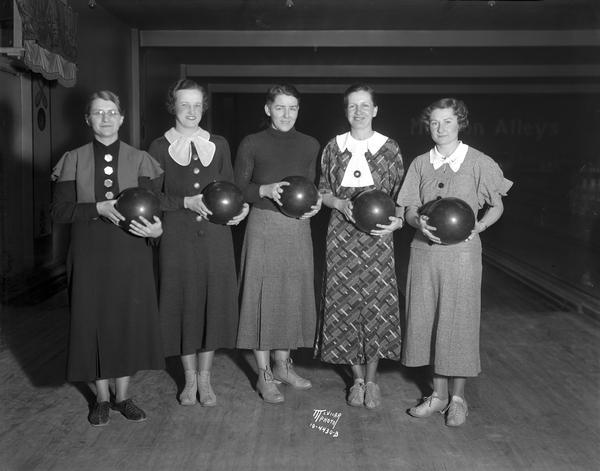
<box><xmin>279</xmin><ymin>176</ymin><xmax>319</xmax><ymax>218</ymax></box>
<box><xmin>420</xmin><ymin>197</ymin><xmax>475</xmax><ymax>244</ymax></box>
<box><xmin>115</xmin><ymin>187</ymin><xmax>160</xmax><ymax>228</ymax></box>
<box><xmin>352</xmin><ymin>188</ymin><xmax>395</xmax><ymax>233</ymax></box>
<box><xmin>202</xmin><ymin>181</ymin><xmax>244</xmax><ymax>224</ymax></box>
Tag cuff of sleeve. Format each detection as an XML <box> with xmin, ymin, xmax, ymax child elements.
<box><xmin>247</xmin><ymin>183</ymin><xmax>262</xmax><ymax>203</ymax></box>
<box><xmin>83</xmin><ymin>202</ymin><xmax>99</xmax><ymax>219</ymax></box>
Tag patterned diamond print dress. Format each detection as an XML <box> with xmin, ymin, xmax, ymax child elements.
<box><xmin>316</xmin><ymin>136</ymin><xmax>404</xmax><ymax>365</ymax></box>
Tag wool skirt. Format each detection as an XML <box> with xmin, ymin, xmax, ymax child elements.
<box><xmin>237</xmin><ymin>208</ymin><xmax>316</xmax><ymax>350</ymax></box>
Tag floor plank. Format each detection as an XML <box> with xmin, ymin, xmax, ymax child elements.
<box><xmin>0</xmin><ymin>265</ymin><xmax>598</xmax><ymax>471</ymax></box>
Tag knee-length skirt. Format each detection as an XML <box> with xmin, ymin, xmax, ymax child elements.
<box><xmin>237</xmin><ymin>208</ymin><xmax>316</xmax><ymax>350</ymax></box>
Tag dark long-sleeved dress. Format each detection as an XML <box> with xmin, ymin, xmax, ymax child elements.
<box><xmin>148</xmin><ymin>134</ymin><xmax>239</xmax><ymax>356</ymax></box>
<box><xmin>51</xmin><ymin>140</ymin><xmax>165</xmax><ymax>382</ymax></box>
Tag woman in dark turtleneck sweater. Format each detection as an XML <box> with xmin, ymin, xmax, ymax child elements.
<box><xmin>235</xmin><ymin>84</ymin><xmax>321</xmax><ymax>404</ymax></box>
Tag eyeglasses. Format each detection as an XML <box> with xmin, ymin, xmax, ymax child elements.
<box><xmin>89</xmin><ymin>109</ymin><xmax>120</xmax><ymax>118</ymax></box>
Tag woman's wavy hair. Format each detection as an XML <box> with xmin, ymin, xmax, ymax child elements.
<box><xmin>420</xmin><ymin>97</ymin><xmax>469</xmax><ymax>130</ymax></box>
<box><xmin>166</xmin><ymin>78</ymin><xmax>208</xmax><ymax>114</ymax></box>
<box><xmin>265</xmin><ymin>83</ymin><xmax>301</xmax><ymax>106</ymax></box>
<box><xmin>85</xmin><ymin>90</ymin><xmax>122</xmax><ymax>116</ymax></box>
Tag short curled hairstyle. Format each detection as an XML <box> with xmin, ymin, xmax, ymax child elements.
<box><xmin>343</xmin><ymin>83</ymin><xmax>377</xmax><ymax>109</ymax></box>
<box><xmin>166</xmin><ymin>78</ymin><xmax>208</xmax><ymax>114</ymax></box>
<box><xmin>265</xmin><ymin>83</ymin><xmax>301</xmax><ymax>106</ymax></box>
<box><xmin>420</xmin><ymin>97</ymin><xmax>469</xmax><ymax>131</ymax></box>
<box><xmin>85</xmin><ymin>90</ymin><xmax>123</xmax><ymax>116</ymax></box>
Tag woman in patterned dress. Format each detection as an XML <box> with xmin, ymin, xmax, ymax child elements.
<box><xmin>51</xmin><ymin>91</ymin><xmax>165</xmax><ymax>426</ymax></box>
<box><xmin>397</xmin><ymin>98</ymin><xmax>512</xmax><ymax>426</ymax></box>
<box><xmin>317</xmin><ymin>84</ymin><xmax>404</xmax><ymax>409</ymax></box>
<box><xmin>148</xmin><ymin>79</ymin><xmax>249</xmax><ymax>407</ymax></box>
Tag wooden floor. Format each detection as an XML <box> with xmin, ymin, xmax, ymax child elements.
<box><xmin>0</xmin><ymin>264</ymin><xmax>598</xmax><ymax>471</ymax></box>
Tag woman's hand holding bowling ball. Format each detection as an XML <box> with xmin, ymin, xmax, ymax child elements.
<box><xmin>299</xmin><ymin>194</ymin><xmax>323</xmax><ymax>220</ymax></box>
<box><xmin>184</xmin><ymin>194</ymin><xmax>212</xmax><ymax>220</ymax></box>
<box><xmin>417</xmin><ymin>214</ymin><xmax>442</xmax><ymax>244</ymax></box>
<box><xmin>260</xmin><ymin>181</ymin><xmax>289</xmax><ymax>206</ymax></box>
<box><xmin>371</xmin><ymin>215</ymin><xmax>404</xmax><ymax>237</ymax></box>
<box><xmin>466</xmin><ymin>220</ymin><xmax>487</xmax><ymax>241</ymax></box>
<box><xmin>226</xmin><ymin>203</ymin><xmax>250</xmax><ymax>226</ymax></box>
<box><xmin>335</xmin><ymin>198</ymin><xmax>355</xmax><ymax>223</ymax></box>
<box><xmin>97</xmin><ymin>200</ymin><xmax>125</xmax><ymax>226</ymax></box>
<box><xmin>129</xmin><ymin>216</ymin><xmax>163</xmax><ymax>238</ymax></box>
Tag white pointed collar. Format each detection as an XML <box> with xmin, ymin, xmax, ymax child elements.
<box><xmin>164</xmin><ymin>127</ymin><xmax>215</xmax><ymax>167</ymax></box>
<box><xmin>429</xmin><ymin>142</ymin><xmax>469</xmax><ymax>172</ymax></box>
<box><xmin>336</xmin><ymin>131</ymin><xmax>388</xmax><ymax>156</ymax></box>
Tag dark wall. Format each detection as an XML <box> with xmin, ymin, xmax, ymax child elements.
<box><xmin>0</xmin><ymin>2</ymin><xmax>134</xmax><ymax>300</ymax></box>
<box><xmin>47</xmin><ymin>4</ymin><xmax>135</xmax><ymax>270</ymax></box>
<box><xmin>51</xmin><ymin>4</ymin><xmax>134</xmax><ymax>159</ymax></box>
<box><xmin>212</xmin><ymin>91</ymin><xmax>600</xmax><ymax>298</ymax></box>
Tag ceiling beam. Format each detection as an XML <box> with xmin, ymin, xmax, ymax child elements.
<box><xmin>206</xmin><ymin>82</ymin><xmax>600</xmax><ymax>94</ymax></box>
<box><xmin>184</xmin><ymin>64</ymin><xmax>600</xmax><ymax>78</ymax></box>
<box><xmin>141</xmin><ymin>29</ymin><xmax>600</xmax><ymax>48</ymax></box>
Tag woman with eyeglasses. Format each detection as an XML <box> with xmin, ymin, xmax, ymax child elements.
<box><xmin>51</xmin><ymin>90</ymin><xmax>165</xmax><ymax>427</ymax></box>
<box><xmin>398</xmin><ymin>98</ymin><xmax>512</xmax><ymax>426</ymax></box>
<box><xmin>316</xmin><ymin>83</ymin><xmax>404</xmax><ymax>410</ymax></box>
<box><xmin>148</xmin><ymin>79</ymin><xmax>249</xmax><ymax>407</ymax></box>
<box><xmin>235</xmin><ymin>84</ymin><xmax>321</xmax><ymax>404</ymax></box>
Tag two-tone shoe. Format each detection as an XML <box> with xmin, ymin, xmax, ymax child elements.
<box><xmin>408</xmin><ymin>393</ymin><xmax>448</xmax><ymax>418</ymax></box>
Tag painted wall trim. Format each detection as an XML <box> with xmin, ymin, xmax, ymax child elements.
<box><xmin>129</xmin><ymin>28</ymin><xmax>140</xmax><ymax>148</ymax></box>
<box><xmin>141</xmin><ymin>29</ymin><xmax>600</xmax><ymax>48</ymax></box>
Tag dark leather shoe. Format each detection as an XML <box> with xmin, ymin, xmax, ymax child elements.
<box><xmin>111</xmin><ymin>398</ymin><xmax>147</xmax><ymax>422</ymax></box>
<box><xmin>88</xmin><ymin>401</ymin><xmax>110</xmax><ymax>426</ymax></box>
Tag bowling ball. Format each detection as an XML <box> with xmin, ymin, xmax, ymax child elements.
<box><xmin>352</xmin><ymin>189</ymin><xmax>395</xmax><ymax>233</ymax></box>
<box><xmin>202</xmin><ymin>180</ymin><xmax>244</xmax><ymax>224</ymax></box>
<box><xmin>420</xmin><ymin>197</ymin><xmax>475</xmax><ymax>244</ymax></box>
<box><xmin>115</xmin><ymin>187</ymin><xmax>161</xmax><ymax>228</ymax></box>
<box><xmin>279</xmin><ymin>176</ymin><xmax>319</xmax><ymax>218</ymax></box>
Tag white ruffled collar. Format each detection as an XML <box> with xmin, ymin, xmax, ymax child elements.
<box><xmin>164</xmin><ymin>127</ymin><xmax>215</xmax><ymax>167</ymax></box>
<box><xmin>336</xmin><ymin>131</ymin><xmax>388</xmax><ymax>156</ymax></box>
<box><xmin>429</xmin><ymin>142</ymin><xmax>469</xmax><ymax>172</ymax></box>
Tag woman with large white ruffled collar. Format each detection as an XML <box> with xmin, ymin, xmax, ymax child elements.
<box><xmin>316</xmin><ymin>84</ymin><xmax>405</xmax><ymax>410</ymax></box>
<box><xmin>148</xmin><ymin>79</ymin><xmax>249</xmax><ymax>408</ymax></box>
